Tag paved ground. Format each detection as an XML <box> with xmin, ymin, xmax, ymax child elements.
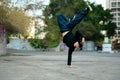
<box><xmin>0</xmin><ymin>50</ymin><xmax>120</xmax><ymax>80</ymax></box>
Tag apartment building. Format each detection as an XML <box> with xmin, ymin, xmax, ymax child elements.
<box><xmin>106</xmin><ymin>0</ymin><xmax>120</xmax><ymax>39</ymax></box>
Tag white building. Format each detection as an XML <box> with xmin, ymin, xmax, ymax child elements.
<box><xmin>106</xmin><ymin>0</ymin><xmax>120</xmax><ymax>39</ymax></box>
<box><xmin>34</xmin><ymin>18</ymin><xmax>47</xmax><ymax>39</ymax></box>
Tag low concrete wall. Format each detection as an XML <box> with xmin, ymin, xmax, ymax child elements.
<box><xmin>0</xmin><ymin>42</ymin><xmax>6</xmax><ymax>55</ymax></box>
<box><xmin>83</xmin><ymin>41</ymin><xmax>94</xmax><ymax>51</ymax></box>
<box><xmin>7</xmin><ymin>38</ymin><xmax>34</xmax><ymax>50</ymax></box>
<box><xmin>0</xmin><ymin>26</ymin><xmax>6</xmax><ymax>55</ymax></box>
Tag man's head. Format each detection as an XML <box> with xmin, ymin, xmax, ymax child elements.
<box><xmin>74</xmin><ymin>30</ymin><xmax>85</xmax><ymax>49</ymax></box>
<box><xmin>74</xmin><ymin>39</ymin><xmax>85</xmax><ymax>49</ymax></box>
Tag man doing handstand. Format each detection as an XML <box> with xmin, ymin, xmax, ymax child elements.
<box><xmin>57</xmin><ymin>5</ymin><xmax>92</xmax><ymax>68</ymax></box>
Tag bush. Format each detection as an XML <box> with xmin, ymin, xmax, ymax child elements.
<box><xmin>29</xmin><ymin>39</ymin><xmax>42</xmax><ymax>48</ymax></box>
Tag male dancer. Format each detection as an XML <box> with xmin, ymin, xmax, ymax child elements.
<box><xmin>57</xmin><ymin>5</ymin><xmax>92</xmax><ymax>68</ymax></box>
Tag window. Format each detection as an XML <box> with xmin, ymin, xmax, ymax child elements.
<box><xmin>118</xmin><ymin>2</ymin><xmax>120</xmax><ymax>7</ymax></box>
<box><xmin>111</xmin><ymin>2</ymin><xmax>117</xmax><ymax>7</ymax></box>
<box><xmin>118</xmin><ymin>13</ymin><xmax>120</xmax><ymax>16</ymax></box>
<box><xmin>117</xmin><ymin>8</ymin><xmax>120</xmax><ymax>11</ymax></box>
<box><xmin>112</xmin><ymin>13</ymin><xmax>116</xmax><ymax>16</ymax></box>
<box><xmin>112</xmin><ymin>8</ymin><xmax>116</xmax><ymax>12</ymax></box>
<box><xmin>118</xmin><ymin>17</ymin><xmax>120</xmax><ymax>20</ymax></box>
<box><xmin>118</xmin><ymin>31</ymin><xmax>120</xmax><ymax>34</ymax></box>
<box><xmin>118</xmin><ymin>22</ymin><xmax>120</xmax><ymax>25</ymax></box>
<box><xmin>113</xmin><ymin>18</ymin><xmax>116</xmax><ymax>21</ymax></box>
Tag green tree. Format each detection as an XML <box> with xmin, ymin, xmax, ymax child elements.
<box><xmin>43</xmin><ymin>0</ymin><xmax>88</xmax><ymax>47</ymax></box>
<box><xmin>43</xmin><ymin>0</ymin><xmax>116</xmax><ymax>47</ymax></box>
<box><xmin>0</xmin><ymin>0</ymin><xmax>10</xmax><ymax>25</ymax></box>
<box><xmin>7</xmin><ymin>8</ymin><xmax>33</xmax><ymax>36</ymax></box>
<box><xmin>88</xmin><ymin>3</ymin><xmax>116</xmax><ymax>38</ymax></box>
<box><xmin>0</xmin><ymin>0</ymin><xmax>34</xmax><ymax>37</ymax></box>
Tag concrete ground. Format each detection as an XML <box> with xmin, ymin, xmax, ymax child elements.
<box><xmin>0</xmin><ymin>50</ymin><xmax>120</xmax><ymax>80</ymax></box>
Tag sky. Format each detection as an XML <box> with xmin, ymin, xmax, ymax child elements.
<box><xmin>11</xmin><ymin>0</ymin><xmax>106</xmax><ymax>9</ymax></box>
<box><xmin>89</xmin><ymin>0</ymin><xmax>106</xmax><ymax>9</ymax></box>
<box><xmin>44</xmin><ymin>0</ymin><xmax>106</xmax><ymax>9</ymax></box>
<box><xmin>14</xmin><ymin>0</ymin><xmax>106</xmax><ymax>16</ymax></box>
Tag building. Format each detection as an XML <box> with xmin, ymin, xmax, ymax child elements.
<box><xmin>106</xmin><ymin>0</ymin><xmax>120</xmax><ymax>39</ymax></box>
<box><xmin>34</xmin><ymin>18</ymin><xmax>47</xmax><ymax>39</ymax></box>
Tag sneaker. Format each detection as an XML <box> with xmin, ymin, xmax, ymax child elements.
<box><xmin>71</xmin><ymin>15</ymin><xmax>76</xmax><ymax>21</ymax></box>
<box><xmin>86</xmin><ymin>2</ymin><xmax>93</xmax><ymax>11</ymax></box>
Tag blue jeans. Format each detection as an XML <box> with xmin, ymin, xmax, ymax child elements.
<box><xmin>57</xmin><ymin>9</ymin><xmax>88</xmax><ymax>32</ymax></box>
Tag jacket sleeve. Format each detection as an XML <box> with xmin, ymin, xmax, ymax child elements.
<box><xmin>75</xmin><ymin>29</ymin><xmax>85</xmax><ymax>46</ymax></box>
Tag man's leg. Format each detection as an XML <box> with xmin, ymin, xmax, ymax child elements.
<box><xmin>67</xmin><ymin>9</ymin><xmax>89</xmax><ymax>30</ymax></box>
<box><xmin>67</xmin><ymin>48</ymin><xmax>74</xmax><ymax>66</ymax></box>
<box><xmin>57</xmin><ymin>14</ymin><xmax>71</xmax><ymax>32</ymax></box>
<box><xmin>57</xmin><ymin>14</ymin><xmax>70</xmax><ymax>22</ymax></box>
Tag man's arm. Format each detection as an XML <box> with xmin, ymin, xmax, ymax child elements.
<box><xmin>81</xmin><ymin>37</ymin><xmax>85</xmax><ymax>45</ymax></box>
<box><xmin>74</xmin><ymin>37</ymin><xmax>85</xmax><ymax>48</ymax></box>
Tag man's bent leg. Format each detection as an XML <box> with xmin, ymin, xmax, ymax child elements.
<box><xmin>57</xmin><ymin>14</ymin><xmax>71</xmax><ymax>32</ymax></box>
<box><xmin>67</xmin><ymin>9</ymin><xmax>89</xmax><ymax>30</ymax></box>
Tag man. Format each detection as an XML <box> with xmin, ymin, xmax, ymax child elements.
<box><xmin>57</xmin><ymin>5</ymin><xmax>92</xmax><ymax>68</ymax></box>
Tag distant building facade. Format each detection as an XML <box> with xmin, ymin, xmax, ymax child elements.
<box><xmin>106</xmin><ymin>0</ymin><xmax>120</xmax><ymax>38</ymax></box>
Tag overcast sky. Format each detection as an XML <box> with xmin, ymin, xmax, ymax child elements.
<box><xmin>89</xmin><ymin>0</ymin><xmax>106</xmax><ymax>9</ymax></box>
<box><xmin>44</xmin><ymin>0</ymin><xmax>106</xmax><ymax>9</ymax></box>
<box><xmin>27</xmin><ymin>0</ymin><xmax>106</xmax><ymax>16</ymax></box>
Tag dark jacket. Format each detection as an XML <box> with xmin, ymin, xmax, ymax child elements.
<box><xmin>63</xmin><ymin>30</ymin><xmax>84</xmax><ymax>48</ymax></box>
